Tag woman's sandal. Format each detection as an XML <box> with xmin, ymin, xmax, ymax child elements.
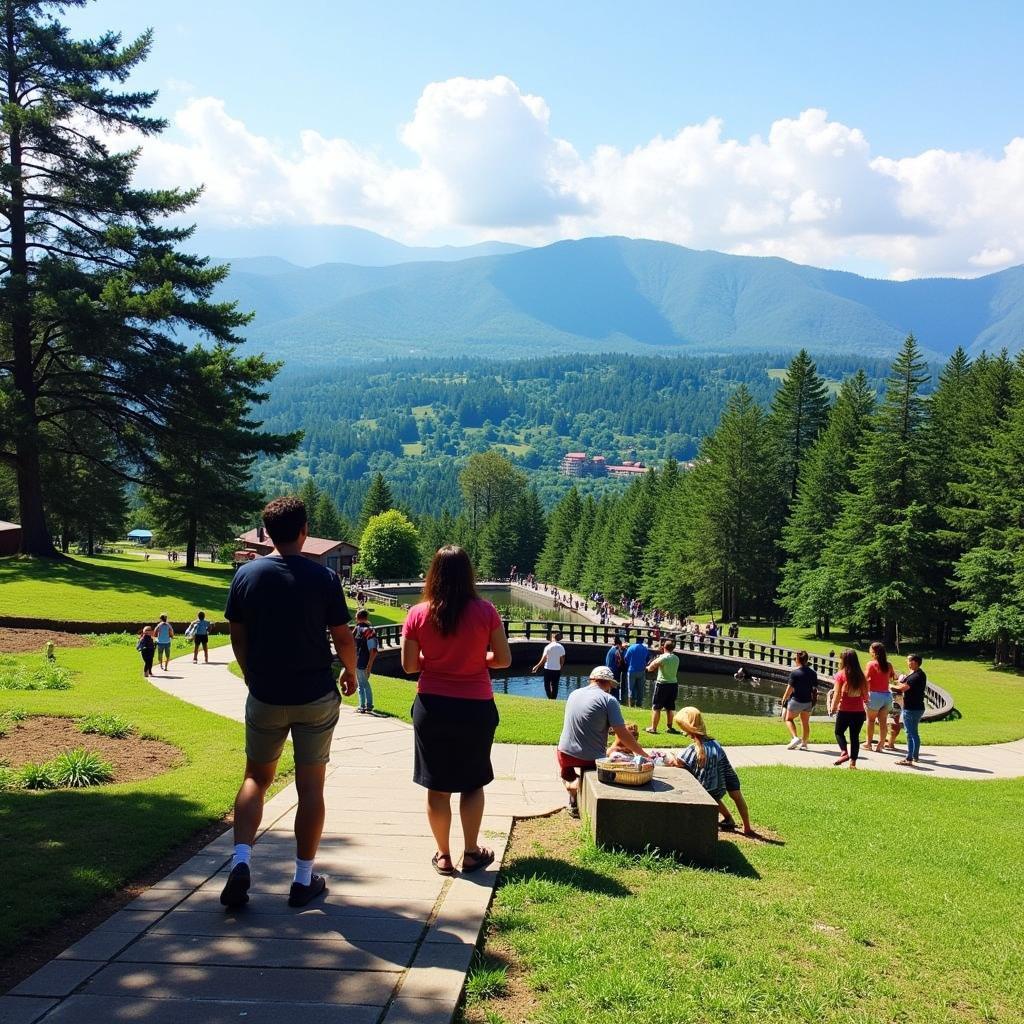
<box><xmin>431</xmin><ymin>852</ymin><xmax>456</xmax><ymax>876</ymax></box>
<box><xmin>461</xmin><ymin>847</ymin><xmax>495</xmax><ymax>873</ymax></box>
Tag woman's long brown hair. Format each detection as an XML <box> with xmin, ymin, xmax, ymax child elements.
<box><xmin>869</xmin><ymin>641</ymin><xmax>890</xmax><ymax>673</ymax></box>
<box><xmin>839</xmin><ymin>649</ymin><xmax>867</xmax><ymax>695</ymax></box>
<box><xmin>422</xmin><ymin>545</ymin><xmax>479</xmax><ymax>636</ymax></box>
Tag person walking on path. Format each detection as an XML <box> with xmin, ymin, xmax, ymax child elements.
<box><xmin>136</xmin><ymin>626</ymin><xmax>155</xmax><ymax>678</ymax></box>
<box><xmin>645</xmin><ymin>638</ymin><xmax>681</xmax><ymax>735</ymax></box>
<box><xmin>401</xmin><ymin>546</ymin><xmax>512</xmax><ymax>876</ymax></box>
<box><xmin>780</xmin><ymin>649</ymin><xmax>817</xmax><ymax>750</ymax></box>
<box><xmin>556</xmin><ymin>666</ymin><xmax>649</xmax><ymax>818</ymax></box>
<box><xmin>352</xmin><ymin>609</ymin><xmax>378</xmax><ymax>713</ymax></box>
<box><xmin>219</xmin><ymin>496</ymin><xmax>358</xmax><ymax>910</ymax></box>
<box><xmin>894</xmin><ymin>654</ymin><xmax>928</xmax><ymax>766</ymax></box>
<box><xmin>624</xmin><ymin>635</ymin><xmax>651</xmax><ymax>708</ymax></box>
<box><xmin>533</xmin><ymin>631</ymin><xmax>566</xmax><ymax>700</ymax></box>
<box><xmin>186</xmin><ymin>611</ymin><xmax>211</xmax><ymax>664</ymax></box>
<box><xmin>831</xmin><ymin>649</ymin><xmax>868</xmax><ymax>768</ymax></box>
<box><xmin>864</xmin><ymin>641</ymin><xmax>897</xmax><ymax>752</ymax></box>
<box><xmin>153</xmin><ymin>614</ymin><xmax>175</xmax><ymax>672</ymax></box>
<box><xmin>604</xmin><ymin>636</ymin><xmax>627</xmax><ymax>701</ymax></box>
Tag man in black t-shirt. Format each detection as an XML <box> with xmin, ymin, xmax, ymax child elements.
<box><xmin>220</xmin><ymin>496</ymin><xmax>358</xmax><ymax>910</ymax></box>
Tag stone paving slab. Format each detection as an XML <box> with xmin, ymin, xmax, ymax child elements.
<box><xmin>0</xmin><ymin>996</ymin><xmax>57</xmax><ymax>1024</ymax></box>
<box><xmin>150</xmin><ymin>909</ymin><xmax>427</xmax><ymax>942</ymax></box>
<box><xmin>38</xmin><ymin>995</ymin><xmax>382</xmax><ymax>1024</ymax></box>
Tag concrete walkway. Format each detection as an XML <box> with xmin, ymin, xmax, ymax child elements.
<box><xmin>2</xmin><ymin>652</ymin><xmax>564</xmax><ymax>1024</ymax></box>
<box><xmin>6</xmin><ymin>653</ymin><xmax>1024</xmax><ymax>1024</ymax></box>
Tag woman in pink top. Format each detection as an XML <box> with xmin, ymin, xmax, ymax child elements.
<box><xmin>830</xmin><ymin>649</ymin><xmax>868</xmax><ymax>768</ymax></box>
<box><xmin>401</xmin><ymin>546</ymin><xmax>512</xmax><ymax>876</ymax></box>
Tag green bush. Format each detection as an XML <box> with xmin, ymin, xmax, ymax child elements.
<box><xmin>49</xmin><ymin>749</ymin><xmax>114</xmax><ymax>788</ymax></box>
<box><xmin>0</xmin><ymin>660</ymin><xmax>72</xmax><ymax>691</ymax></box>
<box><xmin>18</xmin><ymin>762</ymin><xmax>57</xmax><ymax>789</ymax></box>
<box><xmin>0</xmin><ymin>765</ymin><xmax>19</xmax><ymax>791</ymax></box>
<box><xmin>78</xmin><ymin>713</ymin><xmax>134</xmax><ymax>738</ymax></box>
<box><xmin>89</xmin><ymin>633</ymin><xmax>139</xmax><ymax>647</ymax></box>
<box><xmin>1</xmin><ymin>707</ymin><xmax>28</xmax><ymax>721</ymax></box>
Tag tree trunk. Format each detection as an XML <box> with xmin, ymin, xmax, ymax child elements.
<box><xmin>87</xmin><ymin>525</ymin><xmax>95</xmax><ymax>557</ymax></box>
<box><xmin>186</xmin><ymin>514</ymin><xmax>198</xmax><ymax>569</ymax></box>
<box><xmin>823</xmin><ymin>614</ymin><xmax>831</xmax><ymax>639</ymax></box>
<box><xmin>883</xmin><ymin>618</ymin><xmax>897</xmax><ymax>647</ymax></box>
<box><xmin>15</xmin><ymin>442</ymin><xmax>57</xmax><ymax>556</ymax></box>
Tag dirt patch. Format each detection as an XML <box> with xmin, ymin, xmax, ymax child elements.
<box><xmin>0</xmin><ymin>628</ymin><xmax>93</xmax><ymax>654</ymax></box>
<box><xmin>0</xmin><ymin>716</ymin><xmax>182</xmax><ymax>782</ymax></box>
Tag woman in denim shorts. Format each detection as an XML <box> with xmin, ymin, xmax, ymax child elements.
<box><xmin>864</xmin><ymin>641</ymin><xmax>896</xmax><ymax>751</ymax></box>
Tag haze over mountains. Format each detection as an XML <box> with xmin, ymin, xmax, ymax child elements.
<box><xmin>212</xmin><ymin>233</ymin><xmax>1024</xmax><ymax>365</ymax></box>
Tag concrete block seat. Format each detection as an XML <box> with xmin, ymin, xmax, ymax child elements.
<box><xmin>579</xmin><ymin>766</ymin><xmax>719</xmax><ymax>863</ymax></box>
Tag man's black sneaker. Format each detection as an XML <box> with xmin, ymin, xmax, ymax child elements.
<box><xmin>288</xmin><ymin>873</ymin><xmax>327</xmax><ymax>907</ymax></box>
<box><xmin>568</xmin><ymin>802</ymin><xmax>580</xmax><ymax>819</ymax></box>
<box><xmin>219</xmin><ymin>863</ymin><xmax>250</xmax><ymax>908</ymax></box>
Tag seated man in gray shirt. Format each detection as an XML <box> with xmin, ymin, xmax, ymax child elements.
<box><xmin>557</xmin><ymin>666</ymin><xmax>649</xmax><ymax>818</ymax></box>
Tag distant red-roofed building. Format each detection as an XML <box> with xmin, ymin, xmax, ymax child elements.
<box><xmin>237</xmin><ymin>528</ymin><xmax>358</xmax><ymax>577</ymax></box>
<box><xmin>607</xmin><ymin>462</ymin><xmax>648</xmax><ymax>478</ymax></box>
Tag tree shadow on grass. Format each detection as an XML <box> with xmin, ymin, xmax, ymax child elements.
<box><xmin>500</xmin><ymin>855</ymin><xmax>631</xmax><ymax>896</ymax></box>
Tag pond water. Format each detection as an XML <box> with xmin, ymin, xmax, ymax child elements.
<box><xmin>489</xmin><ymin>663</ymin><xmax>787</xmax><ymax>717</ymax></box>
<box><xmin>481</xmin><ymin>586</ymin><xmax>592</xmax><ymax>624</ymax></box>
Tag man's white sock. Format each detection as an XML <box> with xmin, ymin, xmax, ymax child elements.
<box><xmin>232</xmin><ymin>843</ymin><xmax>252</xmax><ymax>869</ymax></box>
<box><xmin>294</xmin><ymin>858</ymin><xmax>314</xmax><ymax>887</ymax></box>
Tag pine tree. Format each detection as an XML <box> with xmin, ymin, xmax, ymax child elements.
<box><xmin>827</xmin><ymin>335</ymin><xmax>934</xmax><ymax>643</ymax></box>
<box><xmin>0</xmin><ymin>2</ymin><xmax>254</xmax><ymax>554</ymax></box>
<box><xmin>769</xmin><ymin>349</ymin><xmax>831</xmax><ymax>503</ymax></box>
<box><xmin>681</xmin><ymin>386</ymin><xmax>786</xmax><ymax>620</ymax></box>
<box><xmin>603</xmin><ymin>472</ymin><xmax>658</xmax><ymax>598</ymax></box>
<box><xmin>535</xmin><ymin>488</ymin><xmax>582</xmax><ymax>582</ymax></box>
<box><xmin>313</xmin><ymin>492</ymin><xmax>344</xmax><ymax>540</ymax></box>
<box><xmin>778</xmin><ymin>371</ymin><xmax>875</xmax><ymax>635</ymax></box>
<box><xmin>579</xmin><ymin>495</ymin><xmax>614</xmax><ymax>595</ymax></box>
<box><xmin>953</xmin><ymin>357</ymin><xmax>1024</xmax><ymax>663</ymax></box>
<box><xmin>559</xmin><ymin>495</ymin><xmax>596</xmax><ymax>590</ymax></box>
<box><xmin>510</xmin><ymin>488</ymin><xmax>546</xmax><ymax>574</ymax></box>
<box><xmin>359</xmin><ymin>473</ymin><xmax>394</xmax><ymax>530</ymax></box>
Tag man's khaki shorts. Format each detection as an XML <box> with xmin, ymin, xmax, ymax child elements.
<box><xmin>245</xmin><ymin>691</ymin><xmax>340</xmax><ymax>766</ymax></box>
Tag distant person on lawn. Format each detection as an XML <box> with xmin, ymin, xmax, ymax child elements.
<box><xmin>186</xmin><ymin>611</ymin><xmax>210</xmax><ymax>664</ymax></box>
<box><xmin>532</xmin><ymin>631</ymin><xmax>566</xmax><ymax>700</ymax></box>
<box><xmin>153</xmin><ymin>614</ymin><xmax>174</xmax><ymax>671</ymax></box>
<box><xmin>220</xmin><ymin>496</ymin><xmax>358</xmax><ymax>910</ymax></box>
<box><xmin>644</xmin><ymin>638</ymin><xmax>680</xmax><ymax>735</ymax></box>
<box><xmin>353</xmin><ymin>608</ymin><xmax>378</xmax><ymax>713</ymax></box>
<box><xmin>556</xmin><ymin>665</ymin><xmax>649</xmax><ymax>818</ymax></box>
<box><xmin>623</xmin><ymin>636</ymin><xmax>650</xmax><ymax>708</ymax></box>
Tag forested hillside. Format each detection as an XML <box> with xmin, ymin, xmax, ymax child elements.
<box><xmin>253</xmin><ymin>351</ymin><xmax>894</xmax><ymax>522</ymax></box>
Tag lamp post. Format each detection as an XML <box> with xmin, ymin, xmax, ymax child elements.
<box><xmin>771</xmin><ymin>620</ymin><xmax>778</xmax><ymax>647</ymax></box>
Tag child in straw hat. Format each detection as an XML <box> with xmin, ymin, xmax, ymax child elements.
<box><xmin>665</xmin><ymin>706</ymin><xmax>756</xmax><ymax>836</ymax></box>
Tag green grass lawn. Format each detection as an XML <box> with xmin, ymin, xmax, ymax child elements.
<box><xmin>0</xmin><ymin>553</ymin><xmax>234</xmax><ymax>621</ymax></box>
<box><xmin>469</xmin><ymin>768</ymin><xmax>1024</xmax><ymax>1024</ymax></box>
<box><xmin>0</xmin><ymin>636</ymin><xmax>275</xmax><ymax>959</ymax></box>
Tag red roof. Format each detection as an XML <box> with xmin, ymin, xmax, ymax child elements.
<box><xmin>237</xmin><ymin>529</ymin><xmax>356</xmax><ymax>556</ymax></box>
<box><xmin>564</xmin><ymin>452</ymin><xmax>587</xmax><ymax>459</ymax></box>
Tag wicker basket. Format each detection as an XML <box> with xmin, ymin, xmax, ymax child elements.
<box><xmin>595</xmin><ymin>757</ymin><xmax>655</xmax><ymax>787</ymax></box>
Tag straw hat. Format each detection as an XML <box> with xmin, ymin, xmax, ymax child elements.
<box><xmin>676</xmin><ymin>706</ymin><xmax>707</xmax><ymax>736</ymax></box>
<box><xmin>589</xmin><ymin>666</ymin><xmax>616</xmax><ymax>683</ymax></box>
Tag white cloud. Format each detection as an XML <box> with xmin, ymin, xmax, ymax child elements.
<box><xmin>124</xmin><ymin>79</ymin><xmax>1024</xmax><ymax>279</ymax></box>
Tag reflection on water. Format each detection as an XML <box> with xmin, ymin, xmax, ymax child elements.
<box><xmin>490</xmin><ymin>663</ymin><xmax>787</xmax><ymax>717</ymax></box>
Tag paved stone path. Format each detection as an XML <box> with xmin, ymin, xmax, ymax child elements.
<box><xmin>2</xmin><ymin>652</ymin><xmax>563</xmax><ymax>1024</ymax></box>
<box><xmin>6</xmin><ymin>651</ymin><xmax>1023</xmax><ymax>1024</ymax></box>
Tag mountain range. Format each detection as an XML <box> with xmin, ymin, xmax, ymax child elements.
<box><xmin>211</xmin><ymin>234</ymin><xmax>1024</xmax><ymax>364</ymax></box>
<box><xmin>193</xmin><ymin>223</ymin><xmax>525</xmax><ymax>267</ymax></box>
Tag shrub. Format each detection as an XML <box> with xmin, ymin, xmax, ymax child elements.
<box><xmin>18</xmin><ymin>761</ymin><xmax>57</xmax><ymax>789</ymax></box>
<box><xmin>2</xmin><ymin>708</ymin><xmax>28</xmax><ymax>721</ymax></box>
<box><xmin>50</xmin><ymin>749</ymin><xmax>114</xmax><ymax>788</ymax></box>
<box><xmin>0</xmin><ymin>661</ymin><xmax>72</xmax><ymax>691</ymax></box>
<box><xmin>89</xmin><ymin>633</ymin><xmax>139</xmax><ymax>647</ymax></box>
<box><xmin>0</xmin><ymin>765</ymin><xmax>19</xmax><ymax>791</ymax></box>
<box><xmin>78</xmin><ymin>713</ymin><xmax>134</xmax><ymax>738</ymax></box>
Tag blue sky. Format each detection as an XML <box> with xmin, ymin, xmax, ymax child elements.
<box><xmin>65</xmin><ymin>1</ymin><xmax>1024</xmax><ymax>278</ymax></box>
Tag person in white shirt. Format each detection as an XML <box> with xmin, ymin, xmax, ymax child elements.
<box><xmin>532</xmin><ymin>631</ymin><xmax>566</xmax><ymax>700</ymax></box>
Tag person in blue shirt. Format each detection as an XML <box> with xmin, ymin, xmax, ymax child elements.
<box><xmin>603</xmin><ymin>637</ymin><xmax>627</xmax><ymax>700</ymax></box>
<box><xmin>623</xmin><ymin>637</ymin><xmax>650</xmax><ymax>708</ymax></box>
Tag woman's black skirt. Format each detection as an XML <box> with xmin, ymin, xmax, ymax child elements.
<box><xmin>412</xmin><ymin>693</ymin><xmax>499</xmax><ymax>792</ymax></box>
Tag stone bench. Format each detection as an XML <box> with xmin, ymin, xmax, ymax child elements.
<box><xmin>579</xmin><ymin>766</ymin><xmax>719</xmax><ymax>863</ymax></box>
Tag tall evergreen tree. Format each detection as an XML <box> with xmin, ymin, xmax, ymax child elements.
<box><xmin>579</xmin><ymin>494</ymin><xmax>615</xmax><ymax>595</ymax></box>
<box><xmin>509</xmin><ymin>487</ymin><xmax>546</xmax><ymax>574</ymax></box>
<box><xmin>681</xmin><ymin>387</ymin><xmax>785</xmax><ymax>620</ymax></box>
<box><xmin>827</xmin><ymin>335</ymin><xmax>933</xmax><ymax>643</ymax></box>
<box><xmin>535</xmin><ymin>488</ymin><xmax>582</xmax><ymax>582</ymax></box>
<box><xmin>359</xmin><ymin>472</ymin><xmax>394</xmax><ymax>530</ymax></box>
<box><xmin>778</xmin><ymin>371</ymin><xmax>875</xmax><ymax>635</ymax></box>
<box><xmin>603</xmin><ymin>471</ymin><xmax>658</xmax><ymax>598</ymax></box>
<box><xmin>0</xmin><ymin>2</ymin><xmax>254</xmax><ymax>554</ymax></box>
<box><xmin>559</xmin><ymin>495</ymin><xmax>596</xmax><ymax>590</ymax></box>
<box><xmin>769</xmin><ymin>349</ymin><xmax>831</xmax><ymax>503</ymax></box>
